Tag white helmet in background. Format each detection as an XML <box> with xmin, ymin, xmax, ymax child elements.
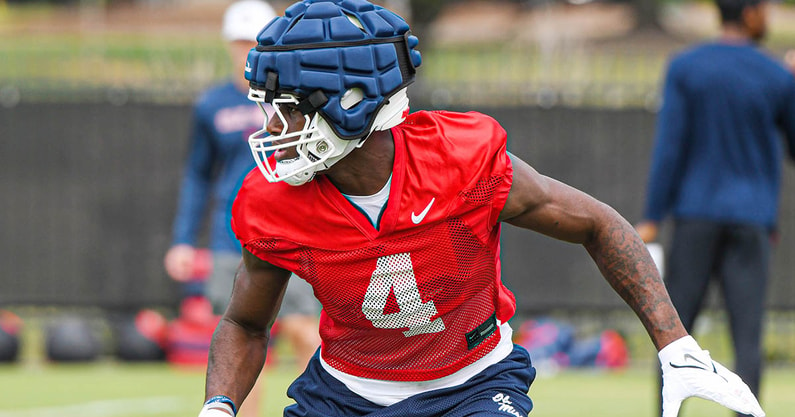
<box><xmin>222</xmin><ymin>0</ymin><xmax>277</xmax><ymax>42</ymax></box>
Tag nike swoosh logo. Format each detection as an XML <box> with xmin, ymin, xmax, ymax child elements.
<box><xmin>411</xmin><ymin>198</ymin><xmax>435</xmax><ymax>224</ymax></box>
<box><xmin>669</xmin><ymin>353</ymin><xmax>718</xmax><ymax>373</ymax></box>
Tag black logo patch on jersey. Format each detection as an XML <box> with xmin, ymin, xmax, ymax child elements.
<box><xmin>466</xmin><ymin>313</ymin><xmax>497</xmax><ymax>349</ymax></box>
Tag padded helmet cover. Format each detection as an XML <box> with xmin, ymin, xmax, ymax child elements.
<box><xmin>244</xmin><ymin>0</ymin><xmax>422</xmax><ymax>139</ymax></box>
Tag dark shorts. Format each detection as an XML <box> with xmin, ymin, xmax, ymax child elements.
<box><xmin>284</xmin><ymin>345</ymin><xmax>536</xmax><ymax>417</ymax></box>
<box><xmin>208</xmin><ymin>252</ymin><xmax>320</xmax><ymax>317</ymax></box>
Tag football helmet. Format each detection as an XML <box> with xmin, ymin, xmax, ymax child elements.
<box><xmin>244</xmin><ymin>0</ymin><xmax>421</xmax><ymax>185</ymax></box>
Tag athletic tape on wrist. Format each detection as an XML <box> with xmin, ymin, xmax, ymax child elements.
<box><xmin>204</xmin><ymin>395</ymin><xmax>237</xmax><ymax>416</ymax></box>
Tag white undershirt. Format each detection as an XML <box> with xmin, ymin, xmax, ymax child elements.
<box><xmin>319</xmin><ymin>322</ymin><xmax>514</xmax><ymax>406</ymax></box>
<box><xmin>342</xmin><ymin>175</ymin><xmax>391</xmax><ymax>227</ymax></box>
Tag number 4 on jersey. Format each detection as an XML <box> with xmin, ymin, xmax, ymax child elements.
<box><xmin>362</xmin><ymin>252</ymin><xmax>445</xmax><ymax>337</ymax></box>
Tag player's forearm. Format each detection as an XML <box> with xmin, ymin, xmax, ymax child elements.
<box><xmin>583</xmin><ymin>210</ymin><xmax>686</xmax><ymax>350</ymax></box>
<box><xmin>205</xmin><ymin>317</ymin><xmax>270</xmax><ymax>408</ymax></box>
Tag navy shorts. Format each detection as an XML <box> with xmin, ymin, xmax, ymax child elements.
<box><xmin>284</xmin><ymin>345</ymin><xmax>536</xmax><ymax>417</ymax></box>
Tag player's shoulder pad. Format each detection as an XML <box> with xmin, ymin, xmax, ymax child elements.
<box><xmin>398</xmin><ymin>110</ymin><xmax>510</xmax><ymax>199</ymax></box>
<box><xmin>231</xmin><ymin>169</ymin><xmax>304</xmax><ymax>243</ymax></box>
<box><xmin>403</xmin><ymin>110</ymin><xmax>507</xmax><ymax>167</ymax></box>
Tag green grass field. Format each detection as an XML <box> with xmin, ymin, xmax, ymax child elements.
<box><xmin>1</xmin><ymin>360</ymin><xmax>793</xmax><ymax>417</ymax></box>
<box><xmin>2</xmin><ymin>311</ymin><xmax>793</xmax><ymax>417</ymax></box>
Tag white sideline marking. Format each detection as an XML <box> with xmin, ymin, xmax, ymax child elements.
<box><xmin>0</xmin><ymin>396</ymin><xmax>189</xmax><ymax>417</ymax></box>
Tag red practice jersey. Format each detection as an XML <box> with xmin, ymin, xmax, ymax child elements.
<box><xmin>232</xmin><ymin>110</ymin><xmax>516</xmax><ymax>381</ymax></box>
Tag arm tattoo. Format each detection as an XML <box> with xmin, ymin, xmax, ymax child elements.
<box><xmin>583</xmin><ymin>218</ymin><xmax>683</xmax><ymax>349</ymax></box>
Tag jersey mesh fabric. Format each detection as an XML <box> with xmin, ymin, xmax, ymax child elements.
<box><xmin>236</xmin><ymin>110</ymin><xmax>516</xmax><ymax>381</ymax></box>
<box><xmin>462</xmin><ymin>176</ymin><xmax>504</xmax><ymax>206</ymax></box>
<box><xmin>247</xmin><ymin>218</ymin><xmax>505</xmax><ymax>381</ymax></box>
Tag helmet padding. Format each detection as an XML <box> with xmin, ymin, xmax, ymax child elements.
<box><xmin>245</xmin><ymin>0</ymin><xmax>421</xmax><ymax>140</ymax></box>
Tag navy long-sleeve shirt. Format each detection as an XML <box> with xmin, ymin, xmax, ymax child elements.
<box><xmin>643</xmin><ymin>42</ymin><xmax>795</xmax><ymax>228</ymax></box>
<box><xmin>171</xmin><ymin>81</ymin><xmax>265</xmax><ymax>253</ymax></box>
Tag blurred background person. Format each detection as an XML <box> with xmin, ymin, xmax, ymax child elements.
<box><xmin>635</xmin><ymin>0</ymin><xmax>795</xmax><ymax>414</ymax></box>
<box><xmin>163</xmin><ymin>0</ymin><xmax>321</xmax><ymax>414</ymax></box>
<box><xmin>786</xmin><ymin>49</ymin><xmax>795</xmax><ymax>74</ymax></box>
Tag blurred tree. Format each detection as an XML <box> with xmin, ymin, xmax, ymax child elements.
<box><xmin>408</xmin><ymin>0</ymin><xmax>458</xmax><ymax>41</ymax></box>
<box><xmin>7</xmin><ymin>0</ymin><xmax>126</xmax><ymax>4</ymax></box>
<box><xmin>633</xmin><ymin>0</ymin><xmax>663</xmax><ymax>30</ymax></box>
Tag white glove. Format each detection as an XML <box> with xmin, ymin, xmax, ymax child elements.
<box><xmin>658</xmin><ymin>336</ymin><xmax>765</xmax><ymax>417</ymax></box>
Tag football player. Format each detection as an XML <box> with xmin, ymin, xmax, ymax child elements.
<box><xmin>198</xmin><ymin>1</ymin><xmax>765</xmax><ymax>417</ymax></box>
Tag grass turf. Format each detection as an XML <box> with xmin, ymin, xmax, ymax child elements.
<box><xmin>1</xmin><ymin>361</ymin><xmax>793</xmax><ymax>417</ymax></box>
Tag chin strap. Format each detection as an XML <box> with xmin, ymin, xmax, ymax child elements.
<box><xmin>262</xmin><ymin>71</ymin><xmax>278</xmax><ymax>103</ymax></box>
<box><xmin>296</xmin><ymin>90</ymin><xmax>329</xmax><ymax>115</ymax></box>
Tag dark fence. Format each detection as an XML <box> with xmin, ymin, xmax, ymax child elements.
<box><xmin>0</xmin><ymin>103</ymin><xmax>187</xmax><ymax>310</ymax></box>
<box><xmin>2</xmin><ymin>101</ymin><xmax>794</xmax><ymax>313</ymax></box>
<box><xmin>494</xmin><ymin>106</ymin><xmax>795</xmax><ymax>312</ymax></box>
